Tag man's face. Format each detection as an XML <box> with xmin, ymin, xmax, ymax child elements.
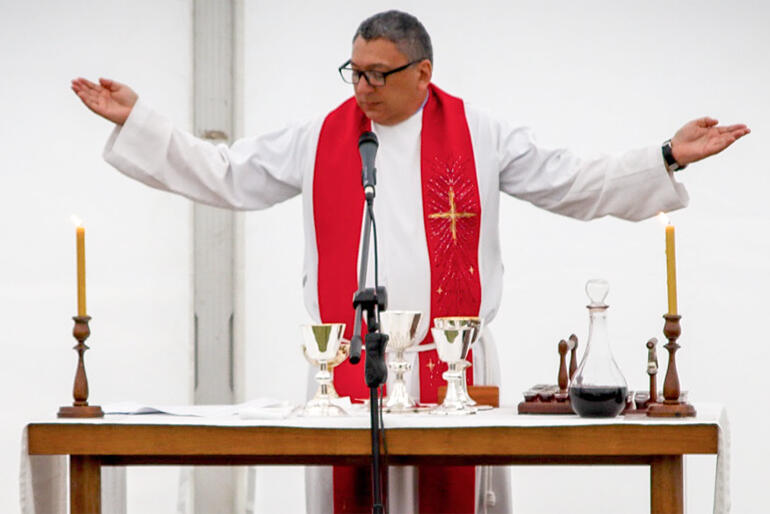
<box><xmin>350</xmin><ymin>36</ymin><xmax>431</xmax><ymax>126</ymax></box>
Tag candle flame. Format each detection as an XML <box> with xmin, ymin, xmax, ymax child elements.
<box><xmin>657</xmin><ymin>212</ymin><xmax>670</xmax><ymax>226</ymax></box>
<box><xmin>70</xmin><ymin>215</ymin><xmax>83</xmax><ymax>227</ymax></box>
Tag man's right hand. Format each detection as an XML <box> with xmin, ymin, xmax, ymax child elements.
<box><xmin>71</xmin><ymin>77</ymin><xmax>137</xmax><ymax>125</ymax></box>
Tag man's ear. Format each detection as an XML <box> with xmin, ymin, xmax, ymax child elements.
<box><xmin>417</xmin><ymin>59</ymin><xmax>433</xmax><ymax>88</ymax></box>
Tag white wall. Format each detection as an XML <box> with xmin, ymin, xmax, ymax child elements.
<box><xmin>1</xmin><ymin>1</ymin><xmax>767</xmax><ymax>513</ymax></box>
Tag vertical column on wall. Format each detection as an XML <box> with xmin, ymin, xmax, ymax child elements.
<box><xmin>192</xmin><ymin>0</ymin><xmax>241</xmax><ymax>513</ymax></box>
<box><xmin>231</xmin><ymin>0</ymin><xmax>248</xmax><ymax>510</ymax></box>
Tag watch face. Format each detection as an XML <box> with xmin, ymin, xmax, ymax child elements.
<box><xmin>662</xmin><ymin>141</ymin><xmax>679</xmax><ymax>170</ymax></box>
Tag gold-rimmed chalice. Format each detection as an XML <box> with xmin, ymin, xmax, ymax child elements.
<box><xmin>300</xmin><ymin>323</ymin><xmax>347</xmax><ymax>416</ymax></box>
<box><xmin>431</xmin><ymin>324</ymin><xmax>477</xmax><ymax>415</ymax></box>
<box><xmin>433</xmin><ymin>316</ymin><xmax>483</xmax><ymax>407</ymax></box>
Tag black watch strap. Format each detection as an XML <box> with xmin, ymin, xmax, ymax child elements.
<box><xmin>662</xmin><ymin>139</ymin><xmax>686</xmax><ymax>172</ymax></box>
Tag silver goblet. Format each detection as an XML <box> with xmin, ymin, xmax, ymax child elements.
<box><xmin>302</xmin><ymin>338</ymin><xmax>349</xmax><ymax>399</ymax></box>
<box><xmin>433</xmin><ymin>317</ymin><xmax>483</xmax><ymax>406</ymax></box>
<box><xmin>431</xmin><ymin>325</ymin><xmax>477</xmax><ymax>415</ymax></box>
<box><xmin>380</xmin><ymin>310</ymin><xmax>423</xmax><ymax>412</ymax></box>
<box><xmin>300</xmin><ymin>323</ymin><xmax>347</xmax><ymax>416</ymax></box>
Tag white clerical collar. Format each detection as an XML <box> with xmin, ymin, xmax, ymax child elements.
<box><xmin>418</xmin><ymin>91</ymin><xmax>429</xmax><ymax>111</ymax></box>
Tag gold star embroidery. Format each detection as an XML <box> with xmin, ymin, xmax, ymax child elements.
<box><xmin>469</xmin><ymin>266</ymin><xmax>474</xmax><ymax>274</ymax></box>
<box><xmin>426</xmin><ymin>359</ymin><xmax>436</xmax><ymax>372</ymax></box>
<box><xmin>437</xmin><ymin>287</ymin><xmax>443</xmax><ymax>294</ymax></box>
<box><xmin>428</xmin><ymin>186</ymin><xmax>476</xmax><ymax>243</ymax></box>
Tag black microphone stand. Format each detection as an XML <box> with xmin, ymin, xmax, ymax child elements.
<box><xmin>350</xmin><ymin>197</ymin><xmax>388</xmax><ymax>514</ymax></box>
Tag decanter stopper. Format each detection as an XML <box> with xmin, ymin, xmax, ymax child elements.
<box><xmin>586</xmin><ymin>279</ymin><xmax>609</xmax><ymax>307</ymax></box>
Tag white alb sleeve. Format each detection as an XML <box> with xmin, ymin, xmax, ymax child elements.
<box><xmin>495</xmin><ymin>120</ymin><xmax>689</xmax><ymax>222</ymax></box>
<box><xmin>103</xmin><ymin>98</ymin><xmax>320</xmax><ymax>210</ymax></box>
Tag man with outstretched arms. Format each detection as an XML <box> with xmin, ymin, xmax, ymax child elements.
<box><xmin>72</xmin><ymin>10</ymin><xmax>748</xmax><ymax>514</ymax></box>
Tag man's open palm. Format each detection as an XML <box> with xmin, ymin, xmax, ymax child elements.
<box><xmin>71</xmin><ymin>77</ymin><xmax>137</xmax><ymax>125</ymax></box>
<box><xmin>671</xmin><ymin>117</ymin><xmax>750</xmax><ymax>166</ymax></box>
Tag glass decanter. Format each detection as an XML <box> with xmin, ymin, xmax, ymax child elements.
<box><xmin>568</xmin><ymin>279</ymin><xmax>628</xmax><ymax>418</ymax></box>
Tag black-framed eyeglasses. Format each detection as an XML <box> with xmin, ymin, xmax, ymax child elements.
<box><xmin>338</xmin><ymin>59</ymin><xmax>421</xmax><ymax>87</ymax></box>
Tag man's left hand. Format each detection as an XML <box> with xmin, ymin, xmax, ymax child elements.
<box><xmin>671</xmin><ymin>117</ymin><xmax>750</xmax><ymax>166</ymax></box>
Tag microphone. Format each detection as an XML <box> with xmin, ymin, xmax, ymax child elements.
<box><xmin>358</xmin><ymin>131</ymin><xmax>379</xmax><ymax>201</ymax></box>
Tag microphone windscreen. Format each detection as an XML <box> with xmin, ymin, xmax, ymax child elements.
<box><xmin>358</xmin><ymin>131</ymin><xmax>378</xmax><ymax>149</ymax></box>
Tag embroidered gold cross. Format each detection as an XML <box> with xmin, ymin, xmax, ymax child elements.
<box><xmin>429</xmin><ymin>186</ymin><xmax>476</xmax><ymax>242</ymax></box>
<box><xmin>426</xmin><ymin>358</ymin><xmax>436</xmax><ymax>372</ymax></box>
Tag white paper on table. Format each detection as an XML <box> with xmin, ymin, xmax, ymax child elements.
<box><xmin>103</xmin><ymin>398</ymin><xmax>288</xmax><ymax>417</ymax></box>
<box><xmin>238</xmin><ymin>397</ymin><xmax>367</xmax><ymax>420</ymax></box>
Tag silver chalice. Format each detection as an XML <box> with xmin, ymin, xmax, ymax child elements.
<box><xmin>380</xmin><ymin>310</ymin><xmax>423</xmax><ymax>412</ymax></box>
<box><xmin>433</xmin><ymin>316</ymin><xmax>483</xmax><ymax>407</ymax></box>
<box><xmin>431</xmin><ymin>324</ymin><xmax>477</xmax><ymax>415</ymax></box>
<box><xmin>300</xmin><ymin>323</ymin><xmax>347</xmax><ymax>416</ymax></box>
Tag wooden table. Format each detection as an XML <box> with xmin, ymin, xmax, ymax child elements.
<box><xmin>26</xmin><ymin>415</ymin><xmax>718</xmax><ymax>514</ymax></box>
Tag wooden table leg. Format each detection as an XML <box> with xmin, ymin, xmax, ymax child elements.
<box><xmin>70</xmin><ymin>455</ymin><xmax>101</xmax><ymax>514</ymax></box>
<box><xmin>650</xmin><ymin>455</ymin><xmax>683</xmax><ymax>514</ymax></box>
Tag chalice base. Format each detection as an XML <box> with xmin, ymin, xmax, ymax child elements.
<box><xmin>383</xmin><ymin>350</ymin><xmax>418</xmax><ymax>412</ymax></box>
<box><xmin>298</xmin><ymin>402</ymin><xmax>347</xmax><ymax>417</ymax></box>
<box><xmin>384</xmin><ymin>380</ymin><xmax>417</xmax><ymax>412</ymax></box>
<box><xmin>432</xmin><ymin>378</ymin><xmax>477</xmax><ymax>415</ymax></box>
<box><xmin>300</xmin><ymin>367</ymin><xmax>347</xmax><ymax>416</ymax></box>
<box><xmin>384</xmin><ymin>402</ymin><xmax>418</xmax><ymax>413</ymax></box>
<box><xmin>431</xmin><ymin>404</ymin><xmax>478</xmax><ymax>416</ymax></box>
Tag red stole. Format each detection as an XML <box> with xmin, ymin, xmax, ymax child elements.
<box><xmin>313</xmin><ymin>84</ymin><xmax>481</xmax><ymax>513</ymax></box>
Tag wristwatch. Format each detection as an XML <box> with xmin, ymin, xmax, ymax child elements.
<box><xmin>662</xmin><ymin>139</ymin><xmax>686</xmax><ymax>172</ymax></box>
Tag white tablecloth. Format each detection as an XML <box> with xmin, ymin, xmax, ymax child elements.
<box><xmin>20</xmin><ymin>402</ymin><xmax>730</xmax><ymax>513</ymax></box>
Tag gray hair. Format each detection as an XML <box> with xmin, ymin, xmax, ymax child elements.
<box><xmin>354</xmin><ymin>10</ymin><xmax>433</xmax><ymax>64</ymax></box>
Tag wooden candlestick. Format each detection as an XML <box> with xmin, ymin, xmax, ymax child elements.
<box><xmin>647</xmin><ymin>315</ymin><xmax>696</xmax><ymax>418</ymax></box>
<box><xmin>58</xmin><ymin>316</ymin><xmax>103</xmax><ymax>418</ymax></box>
